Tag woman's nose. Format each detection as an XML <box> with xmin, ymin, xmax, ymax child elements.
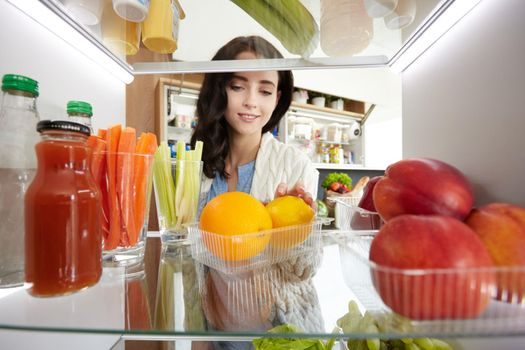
<box><xmin>242</xmin><ymin>89</ymin><xmax>257</xmax><ymax>108</ymax></box>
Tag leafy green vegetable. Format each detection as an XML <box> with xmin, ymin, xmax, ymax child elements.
<box><xmin>253</xmin><ymin>324</ymin><xmax>335</xmax><ymax>350</ymax></box>
<box><xmin>322</xmin><ymin>172</ymin><xmax>352</xmax><ymax>189</ymax></box>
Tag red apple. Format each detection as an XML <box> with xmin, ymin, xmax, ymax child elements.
<box><xmin>373</xmin><ymin>158</ymin><xmax>474</xmax><ymax>221</ymax></box>
<box><xmin>369</xmin><ymin>215</ymin><xmax>495</xmax><ymax>320</ymax></box>
<box><xmin>358</xmin><ymin>176</ymin><xmax>382</xmax><ymax>212</ymax></box>
<box><xmin>465</xmin><ymin>203</ymin><xmax>525</xmax><ymax>302</ymax></box>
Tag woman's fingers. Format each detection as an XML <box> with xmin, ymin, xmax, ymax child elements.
<box><xmin>273</xmin><ymin>180</ymin><xmax>316</xmax><ymax>210</ymax></box>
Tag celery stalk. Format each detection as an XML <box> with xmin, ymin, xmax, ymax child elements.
<box><xmin>174</xmin><ymin>141</ymin><xmax>203</xmax><ymax>228</ymax></box>
<box><xmin>153</xmin><ymin>143</ymin><xmax>177</xmax><ymax>228</ymax></box>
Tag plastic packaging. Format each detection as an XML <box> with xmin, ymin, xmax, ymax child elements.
<box><xmin>364</xmin><ymin>0</ymin><xmax>398</xmax><ymax>18</ymax></box>
<box><xmin>384</xmin><ymin>0</ymin><xmax>416</xmax><ymax>30</ymax></box>
<box><xmin>0</xmin><ymin>74</ymin><xmax>40</xmax><ymax>288</ymax></box>
<box><xmin>320</xmin><ymin>0</ymin><xmax>374</xmax><ymax>57</ymax></box>
<box><xmin>101</xmin><ymin>0</ymin><xmax>141</xmax><ymax>56</ymax></box>
<box><xmin>112</xmin><ymin>0</ymin><xmax>150</xmax><ymax>23</ymax></box>
<box><xmin>67</xmin><ymin>100</ymin><xmax>93</xmax><ymax>132</ymax></box>
<box><xmin>25</xmin><ymin>120</ymin><xmax>102</xmax><ymax>297</ymax></box>
<box><xmin>188</xmin><ymin>221</ymin><xmax>323</xmax><ymax>275</ymax></box>
<box><xmin>338</xmin><ymin>233</ymin><xmax>525</xmax><ymax>334</ymax></box>
<box><xmin>63</xmin><ymin>0</ymin><xmax>103</xmax><ymax>25</ymax></box>
<box><xmin>142</xmin><ymin>0</ymin><xmax>179</xmax><ymax>54</ymax></box>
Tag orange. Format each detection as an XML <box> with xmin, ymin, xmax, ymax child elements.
<box><xmin>200</xmin><ymin>192</ymin><xmax>272</xmax><ymax>261</ymax></box>
<box><xmin>265</xmin><ymin>195</ymin><xmax>315</xmax><ymax>249</ymax></box>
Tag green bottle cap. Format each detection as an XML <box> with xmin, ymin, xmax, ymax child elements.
<box><xmin>67</xmin><ymin>100</ymin><xmax>93</xmax><ymax>117</ymax></box>
<box><xmin>1</xmin><ymin>74</ymin><xmax>39</xmax><ymax>97</ymax></box>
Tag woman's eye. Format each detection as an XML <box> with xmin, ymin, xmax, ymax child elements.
<box><xmin>230</xmin><ymin>85</ymin><xmax>243</xmax><ymax>91</ymax></box>
<box><xmin>260</xmin><ymin>90</ymin><xmax>273</xmax><ymax>96</ymax></box>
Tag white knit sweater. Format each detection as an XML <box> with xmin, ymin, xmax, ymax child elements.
<box><xmin>201</xmin><ymin>132</ymin><xmax>319</xmax><ymax>201</ymax></box>
<box><xmin>200</xmin><ymin>133</ymin><xmax>324</xmax><ymax>332</ymax></box>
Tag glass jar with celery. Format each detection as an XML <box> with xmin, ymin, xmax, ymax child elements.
<box><xmin>153</xmin><ymin>140</ymin><xmax>203</xmax><ymax>243</ymax></box>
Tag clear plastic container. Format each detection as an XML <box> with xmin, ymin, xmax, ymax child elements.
<box><xmin>320</xmin><ymin>0</ymin><xmax>374</xmax><ymax>57</ymax></box>
<box><xmin>328</xmin><ymin>197</ymin><xmax>382</xmax><ymax>231</ymax></box>
<box><xmin>101</xmin><ymin>0</ymin><xmax>141</xmax><ymax>56</ymax></box>
<box><xmin>338</xmin><ymin>233</ymin><xmax>525</xmax><ymax>335</ymax></box>
<box><xmin>327</xmin><ymin>123</ymin><xmax>342</xmax><ymax>143</ymax></box>
<box><xmin>188</xmin><ymin>220</ymin><xmax>323</xmax><ymax>274</ymax></box>
<box><xmin>63</xmin><ymin>0</ymin><xmax>103</xmax><ymax>25</ymax></box>
<box><xmin>112</xmin><ymin>0</ymin><xmax>150</xmax><ymax>23</ymax></box>
<box><xmin>0</xmin><ymin>74</ymin><xmax>40</xmax><ymax>288</ymax></box>
<box><xmin>364</xmin><ymin>0</ymin><xmax>398</xmax><ymax>18</ymax></box>
<box><xmin>384</xmin><ymin>0</ymin><xmax>416</xmax><ymax>30</ymax></box>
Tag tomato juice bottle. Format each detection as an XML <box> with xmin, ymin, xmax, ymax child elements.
<box><xmin>25</xmin><ymin>120</ymin><xmax>102</xmax><ymax>297</ymax></box>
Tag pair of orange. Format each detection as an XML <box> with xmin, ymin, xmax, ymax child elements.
<box><xmin>200</xmin><ymin>192</ymin><xmax>314</xmax><ymax>261</ymax></box>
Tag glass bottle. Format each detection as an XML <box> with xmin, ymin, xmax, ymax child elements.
<box><xmin>0</xmin><ymin>74</ymin><xmax>40</xmax><ymax>288</ymax></box>
<box><xmin>25</xmin><ymin>120</ymin><xmax>102</xmax><ymax>297</ymax></box>
<box><xmin>67</xmin><ymin>100</ymin><xmax>93</xmax><ymax>133</ymax></box>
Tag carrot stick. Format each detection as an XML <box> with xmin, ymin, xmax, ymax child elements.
<box><xmin>117</xmin><ymin>127</ymin><xmax>137</xmax><ymax>248</ymax></box>
<box><xmin>131</xmin><ymin>133</ymin><xmax>157</xmax><ymax>245</ymax></box>
<box><xmin>86</xmin><ymin>136</ymin><xmax>110</xmax><ymax>238</ymax></box>
<box><xmin>98</xmin><ymin>128</ymin><xmax>107</xmax><ymax>139</ymax></box>
<box><xmin>105</xmin><ymin>125</ymin><xmax>122</xmax><ymax>251</ymax></box>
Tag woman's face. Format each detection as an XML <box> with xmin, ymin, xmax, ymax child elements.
<box><xmin>224</xmin><ymin>51</ymin><xmax>280</xmax><ymax>139</ymax></box>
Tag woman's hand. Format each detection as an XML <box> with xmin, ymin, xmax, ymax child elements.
<box><xmin>274</xmin><ymin>179</ymin><xmax>316</xmax><ymax>209</ymax></box>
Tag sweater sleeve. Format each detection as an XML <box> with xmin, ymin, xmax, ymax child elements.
<box><xmin>252</xmin><ymin>133</ymin><xmax>319</xmax><ymax>201</ymax></box>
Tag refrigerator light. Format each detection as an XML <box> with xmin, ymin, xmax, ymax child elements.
<box><xmin>389</xmin><ymin>0</ymin><xmax>482</xmax><ymax>73</ymax></box>
<box><xmin>6</xmin><ymin>0</ymin><xmax>134</xmax><ymax>84</ymax></box>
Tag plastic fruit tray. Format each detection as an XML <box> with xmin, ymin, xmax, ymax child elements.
<box><xmin>328</xmin><ymin>197</ymin><xmax>382</xmax><ymax>231</ymax></box>
<box><xmin>338</xmin><ymin>232</ymin><xmax>525</xmax><ymax>335</ymax></box>
<box><xmin>188</xmin><ymin>220</ymin><xmax>323</xmax><ymax>274</ymax></box>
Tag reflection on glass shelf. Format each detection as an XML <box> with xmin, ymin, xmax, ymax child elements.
<box><xmin>1</xmin><ymin>235</ymin><xmax>525</xmax><ymax>338</ymax></box>
<box><xmin>30</xmin><ymin>0</ymin><xmax>454</xmax><ymax>74</ymax></box>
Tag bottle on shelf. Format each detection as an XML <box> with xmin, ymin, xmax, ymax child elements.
<box><xmin>25</xmin><ymin>120</ymin><xmax>102</xmax><ymax>297</ymax></box>
<box><xmin>0</xmin><ymin>74</ymin><xmax>40</xmax><ymax>288</ymax></box>
<box><xmin>67</xmin><ymin>100</ymin><xmax>93</xmax><ymax>133</ymax></box>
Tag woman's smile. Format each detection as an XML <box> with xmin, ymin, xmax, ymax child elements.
<box><xmin>238</xmin><ymin>112</ymin><xmax>260</xmax><ymax>122</ymax></box>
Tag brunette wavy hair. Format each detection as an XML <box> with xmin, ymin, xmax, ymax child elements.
<box><xmin>190</xmin><ymin>36</ymin><xmax>294</xmax><ymax>179</ymax></box>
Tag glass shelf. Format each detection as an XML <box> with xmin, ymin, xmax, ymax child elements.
<box><xmin>34</xmin><ymin>0</ymin><xmax>447</xmax><ymax>74</ymax></box>
<box><xmin>2</xmin><ymin>234</ymin><xmax>525</xmax><ymax>341</ymax></box>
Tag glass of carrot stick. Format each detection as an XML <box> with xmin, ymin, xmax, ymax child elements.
<box><xmin>88</xmin><ymin>125</ymin><xmax>157</xmax><ymax>267</ymax></box>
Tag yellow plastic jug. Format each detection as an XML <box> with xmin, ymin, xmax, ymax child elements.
<box><xmin>142</xmin><ymin>0</ymin><xmax>179</xmax><ymax>54</ymax></box>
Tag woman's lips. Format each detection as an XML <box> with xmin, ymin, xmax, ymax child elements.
<box><xmin>238</xmin><ymin>113</ymin><xmax>259</xmax><ymax>122</ymax></box>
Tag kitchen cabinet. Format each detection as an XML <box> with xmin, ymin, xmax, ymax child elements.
<box><xmin>2</xmin><ymin>0</ymin><xmax>525</xmax><ymax>349</ymax></box>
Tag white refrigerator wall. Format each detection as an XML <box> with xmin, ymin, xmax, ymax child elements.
<box><xmin>402</xmin><ymin>0</ymin><xmax>525</xmax><ymax>207</ymax></box>
<box><xmin>0</xmin><ymin>1</ymin><xmax>125</xmax><ymax>131</ymax></box>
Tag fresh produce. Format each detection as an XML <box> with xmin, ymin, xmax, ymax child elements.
<box><xmin>373</xmin><ymin>158</ymin><xmax>474</xmax><ymax>222</ymax></box>
<box><xmin>369</xmin><ymin>215</ymin><xmax>495</xmax><ymax>320</ymax></box>
<box><xmin>266</xmin><ymin>195</ymin><xmax>315</xmax><ymax>249</ymax></box>
<box><xmin>86</xmin><ymin>125</ymin><xmax>157</xmax><ymax>250</ymax></box>
<box><xmin>322</xmin><ymin>172</ymin><xmax>352</xmax><ymax>194</ymax></box>
<box><xmin>316</xmin><ymin>199</ymin><xmax>329</xmax><ymax>217</ymax></box>
<box><xmin>266</xmin><ymin>195</ymin><xmax>314</xmax><ymax>227</ymax></box>
<box><xmin>465</xmin><ymin>202</ymin><xmax>525</xmax><ymax>302</ymax></box>
<box><xmin>200</xmin><ymin>192</ymin><xmax>272</xmax><ymax>261</ymax></box>
<box><xmin>253</xmin><ymin>324</ymin><xmax>335</xmax><ymax>350</ymax></box>
<box><xmin>153</xmin><ymin>140</ymin><xmax>203</xmax><ymax>232</ymax></box>
<box><xmin>357</xmin><ymin>176</ymin><xmax>382</xmax><ymax>212</ymax></box>
<box><xmin>231</xmin><ymin>0</ymin><xmax>319</xmax><ymax>57</ymax></box>
<box><xmin>337</xmin><ymin>301</ymin><xmax>454</xmax><ymax>350</ymax></box>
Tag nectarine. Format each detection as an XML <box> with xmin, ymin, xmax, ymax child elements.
<box><xmin>465</xmin><ymin>202</ymin><xmax>525</xmax><ymax>302</ymax></box>
<box><xmin>373</xmin><ymin>158</ymin><xmax>474</xmax><ymax>221</ymax></box>
<box><xmin>369</xmin><ymin>215</ymin><xmax>495</xmax><ymax>320</ymax></box>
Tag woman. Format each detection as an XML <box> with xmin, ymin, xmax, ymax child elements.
<box><xmin>191</xmin><ymin>36</ymin><xmax>324</xmax><ymax>339</ymax></box>
<box><xmin>191</xmin><ymin>35</ymin><xmax>318</xmax><ymax>208</ymax></box>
